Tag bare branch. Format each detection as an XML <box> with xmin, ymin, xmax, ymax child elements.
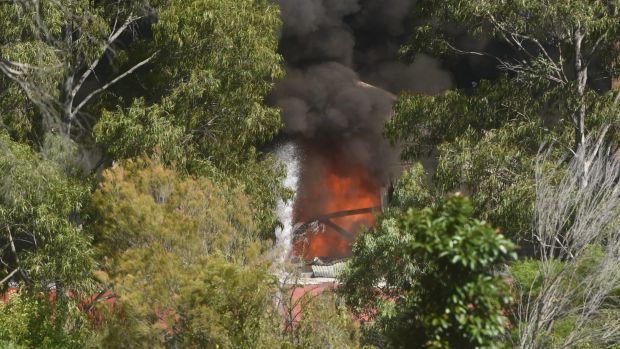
<box><xmin>517</xmin><ymin>127</ymin><xmax>620</xmax><ymax>349</ymax></box>
<box><xmin>69</xmin><ymin>13</ymin><xmax>145</xmax><ymax>105</ymax></box>
<box><xmin>0</xmin><ymin>268</ymin><xmax>19</xmax><ymax>286</ymax></box>
<box><xmin>70</xmin><ymin>51</ymin><xmax>158</xmax><ymax>119</ymax></box>
<box><xmin>7</xmin><ymin>226</ymin><xmax>19</xmax><ymax>265</ymax></box>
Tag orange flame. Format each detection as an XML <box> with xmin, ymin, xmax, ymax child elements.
<box><xmin>293</xmin><ymin>146</ymin><xmax>381</xmax><ymax>260</ymax></box>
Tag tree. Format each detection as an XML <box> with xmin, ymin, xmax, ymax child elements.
<box><xmin>511</xmin><ymin>128</ymin><xmax>620</xmax><ymax>349</ymax></box>
<box><xmin>387</xmin><ymin>79</ymin><xmax>542</xmax><ymax>161</ymax></box>
<box><xmin>149</xmin><ymin>0</ymin><xmax>284</xmax><ymax>164</ymax></box>
<box><xmin>0</xmin><ymin>0</ymin><xmax>155</xmax><ymax>137</ymax></box>
<box><xmin>0</xmin><ymin>131</ymin><xmax>95</xmax><ymax>348</ymax></box>
<box><xmin>0</xmin><ymin>74</ymin><xmax>39</xmax><ymax>144</ymax></box>
<box><xmin>340</xmin><ymin>195</ymin><xmax>516</xmax><ymax>349</ymax></box>
<box><xmin>434</xmin><ymin>120</ymin><xmax>550</xmax><ymax>240</ymax></box>
<box><xmin>0</xmin><ymin>132</ymin><xmax>93</xmax><ymax>292</ymax></box>
<box><xmin>94</xmin><ymin>0</ymin><xmax>287</xmax><ymax>234</ymax></box>
<box><xmin>387</xmin><ymin>79</ymin><xmax>559</xmax><ymax>238</ymax></box>
<box><xmin>408</xmin><ymin>0</ymin><xmax>620</xmax><ymax>174</ymax></box>
<box><xmin>0</xmin><ymin>292</ymin><xmax>95</xmax><ymax>349</ymax></box>
<box><xmin>90</xmin><ymin>157</ymin><xmax>283</xmax><ymax>348</ymax></box>
<box><xmin>388</xmin><ymin>2</ymin><xmax>620</xmax><ymax>238</ymax></box>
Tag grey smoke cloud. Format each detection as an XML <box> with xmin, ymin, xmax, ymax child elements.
<box><xmin>366</xmin><ymin>54</ymin><xmax>454</xmax><ymax>95</ymax></box>
<box><xmin>272</xmin><ymin>62</ymin><xmax>398</xmax><ymax>180</ymax></box>
<box><xmin>277</xmin><ymin>0</ymin><xmax>358</xmax><ymax>66</ymax></box>
<box><xmin>351</xmin><ymin>0</ymin><xmax>414</xmax><ymax>36</ymax></box>
<box><xmin>275</xmin><ymin>63</ymin><xmax>377</xmax><ymax>135</ymax></box>
<box><xmin>272</xmin><ymin>0</ymin><xmax>453</xmax><ymax>184</ymax></box>
<box><xmin>281</xmin><ymin>27</ymin><xmax>355</xmax><ymax>66</ymax></box>
<box><xmin>277</xmin><ymin>0</ymin><xmax>360</xmax><ymax>38</ymax></box>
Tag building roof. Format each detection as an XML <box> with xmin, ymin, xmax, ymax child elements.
<box><xmin>311</xmin><ymin>261</ymin><xmax>346</xmax><ymax>279</ymax></box>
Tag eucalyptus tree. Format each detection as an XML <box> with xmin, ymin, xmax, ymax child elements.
<box><xmin>0</xmin><ymin>0</ymin><xmax>155</xmax><ymax>138</ymax></box>
<box><xmin>388</xmin><ymin>1</ymin><xmax>620</xmax><ymax>237</ymax></box>
<box><xmin>90</xmin><ymin>157</ymin><xmax>278</xmax><ymax>348</ymax></box>
<box><xmin>409</xmin><ymin>0</ymin><xmax>620</xmax><ymax>167</ymax></box>
<box><xmin>95</xmin><ymin>0</ymin><xmax>287</xmax><ymax>234</ymax></box>
<box><xmin>388</xmin><ymin>79</ymin><xmax>555</xmax><ymax>239</ymax></box>
<box><xmin>0</xmin><ymin>132</ymin><xmax>92</xmax><ymax>292</ymax></box>
<box><xmin>0</xmin><ymin>132</ymin><xmax>95</xmax><ymax>348</ymax></box>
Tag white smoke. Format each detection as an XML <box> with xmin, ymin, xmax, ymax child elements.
<box><xmin>273</xmin><ymin>142</ymin><xmax>301</xmax><ymax>262</ymax></box>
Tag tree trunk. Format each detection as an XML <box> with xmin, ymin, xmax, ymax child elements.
<box><xmin>60</xmin><ymin>19</ymin><xmax>75</xmax><ymax>137</ymax></box>
<box><xmin>574</xmin><ymin>26</ymin><xmax>589</xmax><ymax>187</ymax></box>
<box><xmin>574</xmin><ymin>26</ymin><xmax>587</xmax><ymax>151</ymax></box>
<box><xmin>61</xmin><ymin>76</ymin><xmax>74</xmax><ymax>137</ymax></box>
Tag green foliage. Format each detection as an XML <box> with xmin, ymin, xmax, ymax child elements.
<box><xmin>387</xmin><ymin>78</ymin><xmax>562</xmax><ymax>239</ymax></box>
<box><xmin>0</xmin><ymin>132</ymin><xmax>95</xmax><ymax>348</ymax></box>
<box><xmin>0</xmin><ymin>293</ymin><xmax>94</xmax><ymax>349</ymax></box>
<box><xmin>146</xmin><ymin>0</ymin><xmax>284</xmax><ymax>164</ymax></box>
<box><xmin>0</xmin><ymin>342</ymin><xmax>22</xmax><ymax>349</ymax></box>
<box><xmin>151</xmin><ymin>0</ymin><xmax>284</xmax><ymax>150</ymax></box>
<box><xmin>390</xmin><ymin>1</ymin><xmax>620</xmax><ymax>243</ymax></box>
<box><xmin>390</xmin><ymin>163</ymin><xmax>434</xmax><ymax>210</ymax></box>
<box><xmin>94</xmin><ymin>98</ymin><xmax>193</xmax><ymax>168</ymax></box>
<box><xmin>292</xmin><ymin>291</ymin><xmax>361</xmax><ymax>349</ymax></box>
<box><xmin>435</xmin><ymin>120</ymin><xmax>553</xmax><ymax>239</ymax></box>
<box><xmin>91</xmin><ymin>157</ymin><xmax>264</xmax><ymax>262</ymax></box>
<box><xmin>90</xmin><ymin>158</ymin><xmax>280</xmax><ymax>348</ymax></box>
<box><xmin>408</xmin><ymin>0</ymin><xmax>620</xmax><ymax>72</ymax></box>
<box><xmin>94</xmin><ymin>0</ymin><xmax>288</xmax><ymax>234</ymax></box>
<box><xmin>341</xmin><ymin>195</ymin><xmax>516</xmax><ymax>349</ymax></box>
<box><xmin>388</xmin><ymin>79</ymin><xmax>542</xmax><ymax>159</ymax></box>
<box><xmin>97</xmin><ymin>96</ymin><xmax>288</xmax><ymax>235</ymax></box>
<box><xmin>408</xmin><ymin>0</ymin><xmax>620</xmax><ymax>143</ymax></box>
<box><xmin>0</xmin><ymin>132</ymin><xmax>93</xmax><ymax>291</ymax></box>
<box><xmin>509</xmin><ymin>245</ymin><xmax>620</xmax><ymax>348</ymax></box>
<box><xmin>0</xmin><ymin>82</ymin><xmax>40</xmax><ymax>144</ymax></box>
<box><xmin>0</xmin><ymin>0</ymin><xmax>150</xmax><ymax>134</ymax></box>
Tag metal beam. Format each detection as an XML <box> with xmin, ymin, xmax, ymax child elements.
<box><xmin>292</xmin><ymin>206</ymin><xmax>380</xmax><ymax>239</ymax></box>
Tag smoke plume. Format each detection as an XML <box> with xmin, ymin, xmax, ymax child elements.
<box><xmin>272</xmin><ymin>62</ymin><xmax>397</xmax><ymax>181</ymax></box>
<box><xmin>273</xmin><ymin>0</ymin><xmax>452</xmax><ymax>177</ymax></box>
<box><xmin>271</xmin><ymin>0</ymin><xmax>454</xmax><ymax>257</ymax></box>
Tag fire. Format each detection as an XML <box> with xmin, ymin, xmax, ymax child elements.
<box><xmin>293</xmin><ymin>144</ymin><xmax>381</xmax><ymax>260</ymax></box>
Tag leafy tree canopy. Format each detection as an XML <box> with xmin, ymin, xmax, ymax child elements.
<box><xmin>90</xmin><ymin>157</ymin><xmax>280</xmax><ymax>348</ymax></box>
<box><xmin>0</xmin><ymin>131</ymin><xmax>95</xmax><ymax>348</ymax></box>
<box><xmin>0</xmin><ymin>132</ymin><xmax>93</xmax><ymax>292</ymax></box>
<box><xmin>388</xmin><ymin>0</ymin><xmax>620</xmax><ymax>239</ymax></box>
<box><xmin>0</xmin><ymin>0</ymin><xmax>153</xmax><ymax>137</ymax></box>
<box><xmin>340</xmin><ymin>195</ymin><xmax>516</xmax><ymax>349</ymax></box>
<box><xmin>94</xmin><ymin>0</ymin><xmax>287</xmax><ymax>234</ymax></box>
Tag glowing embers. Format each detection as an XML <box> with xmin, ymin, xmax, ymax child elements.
<box><xmin>292</xmin><ymin>144</ymin><xmax>381</xmax><ymax>260</ymax></box>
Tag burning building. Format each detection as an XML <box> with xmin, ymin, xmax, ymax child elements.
<box><xmin>271</xmin><ymin>0</ymin><xmax>454</xmax><ymax>264</ymax></box>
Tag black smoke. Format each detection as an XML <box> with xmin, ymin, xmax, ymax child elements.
<box><xmin>271</xmin><ymin>0</ymin><xmax>453</xmax><ymax>184</ymax></box>
<box><xmin>271</xmin><ymin>0</ymin><xmax>452</xmax><ymax>182</ymax></box>
<box><xmin>271</xmin><ymin>62</ymin><xmax>397</xmax><ymax>180</ymax></box>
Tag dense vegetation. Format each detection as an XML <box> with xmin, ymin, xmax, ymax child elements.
<box><xmin>0</xmin><ymin>0</ymin><xmax>619</xmax><ymax>348</ymax></box>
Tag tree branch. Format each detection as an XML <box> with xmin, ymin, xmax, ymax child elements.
<box><xmin>69</xmin><ymin>13</ymin><xmax>145</xmax><ymax>106</ymax></box>
<box><xmin>70</xmin><ymin>50</ymin><xmax>158</xmax><ymax>119</ymax></box>
<box><xmin>7</xmin><ymin>226</ymin><xmax>19</xmax><ymax>265</ymax></box>
<box><xmin>0</xmin><ymin>268</ymin><xmax>19</xmax><ymax>286</ymax></box>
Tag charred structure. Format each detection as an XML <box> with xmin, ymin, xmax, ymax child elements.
<box><xmin>271</xmin><ymin>0</ymin><xmax>453</xmax><ymax>260</ymax></box>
